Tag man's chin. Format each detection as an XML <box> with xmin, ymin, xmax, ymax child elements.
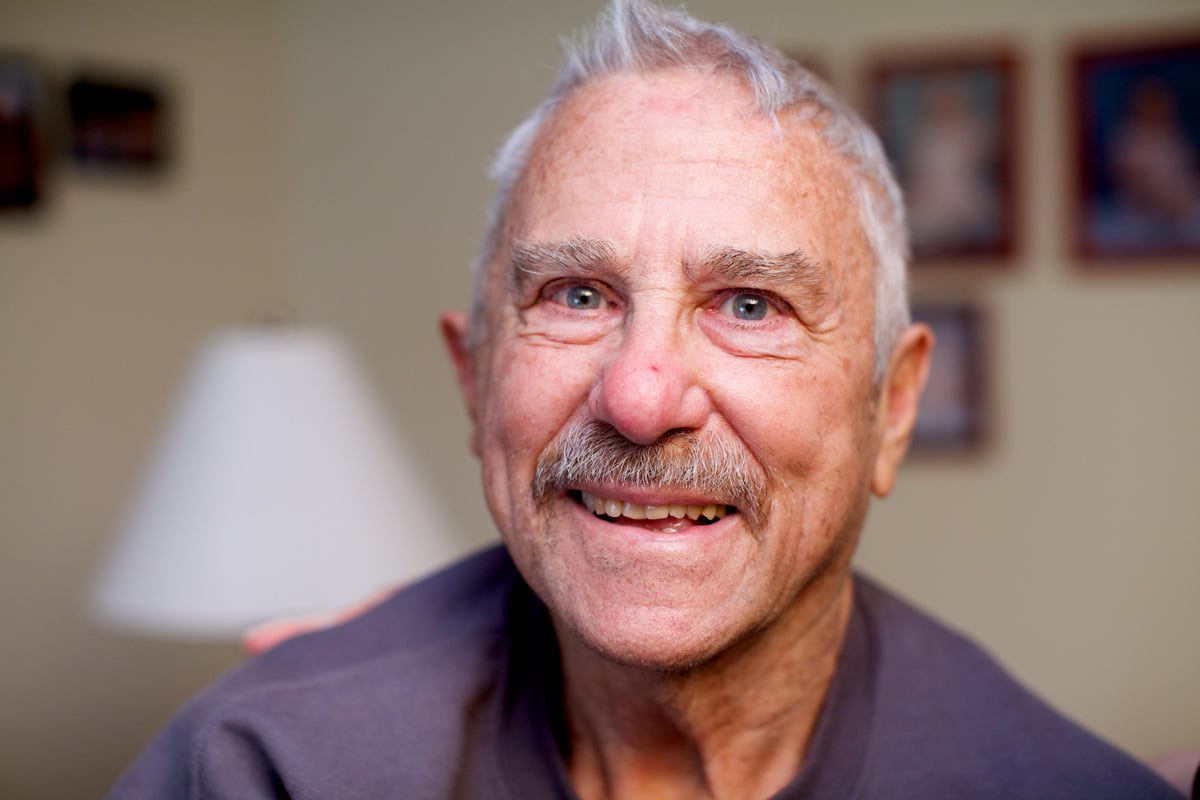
<box><xmin>552</xmin><ymin>598</ymin><xmax>748</xmax><ymax>675</ymax></box>
<box><xmin>509</xmin><ymin>493</ymin><xmax>771</xmax><ymax>671</ymax></box>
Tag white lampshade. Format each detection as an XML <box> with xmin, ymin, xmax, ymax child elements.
<box><xmin>91</xmin><ymin>326</ymin><xmax>456</xmax><ymax>639</ymax></box>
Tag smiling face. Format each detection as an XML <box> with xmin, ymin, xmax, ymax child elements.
<box><xmin>446</xmin><ymin>70</ymin><xmax>922</xmax><ymax>671</ymax></box>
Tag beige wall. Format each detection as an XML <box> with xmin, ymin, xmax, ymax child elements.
<box><xmin>0</xmin><ymin>2</ymin><xmax>284</xmax><ymax>797</ymax></box>
<box><xmin>2</xmin><ymin>1</ymin><xmax>1197</xmax><ymax>797</ymax></box>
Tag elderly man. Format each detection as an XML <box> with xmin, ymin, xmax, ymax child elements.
<box><xmin>112</xmin><ymin>2</ymin><xmax>1185</xmax><ymax>798</ymax></box>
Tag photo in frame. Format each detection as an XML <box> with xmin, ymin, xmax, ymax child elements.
<box><xmin>868</xmin><ymin>50</ymin><xmax>1018</xmax><ymax>263</ymax></box>
<box><xmin>67</xmin><ymin>72</ymin><xmax>170</xmax><ymax>172</ymax></box>
<box><xmin>1069</xmin><ymin>32</ymin><xmax>1200</xmax><ymax>261</ymax></box>
<box><xmin>0</xmin><ymin>54</ymin><xmax>46</xmax><ymax>211</ymax></box>
<box><xmin>910</xmin><ymin>301</ymin><xmax>988</xmax><ymax>454</ymax></box>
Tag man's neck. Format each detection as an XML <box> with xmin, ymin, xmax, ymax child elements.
<box><xmin>556</xmin><ymin>573</ymin><xmax>855</xmax><ymax>800</ymax></box>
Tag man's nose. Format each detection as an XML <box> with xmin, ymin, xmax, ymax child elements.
<box><xmin>587</xmin><ymin>313</ymin><xmax>712</xmax><ymax>445</ymax></box>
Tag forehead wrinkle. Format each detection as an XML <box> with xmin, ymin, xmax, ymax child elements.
<box><xmin>509</xmin><ymin>236</ymin><xmax>624</xmax><ymax>295</ymax></box>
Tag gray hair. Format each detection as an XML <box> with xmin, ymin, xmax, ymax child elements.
<box><xmin>470</xmin><ymin>0</ymin><xmax>910</xmax><ymax>382</ymax></box>
<box><xmin>534</xmin><ymin>419</ymin><xmax>770</xmax><ymax>533</ymax></box>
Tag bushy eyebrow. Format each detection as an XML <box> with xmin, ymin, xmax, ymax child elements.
<box><xmin>509</xmin><ymin>237</ymin><xmax>624</xmax><ymax>296</ymax></box>
<box><xmin>509</xmin><ymin>239</ymin><xmax>835</xmax><ymax>311</ymax></box>
<box><xmin>686</xmin><ymin>246</ymin><xmax>831</xmax><ymax>298</ymax></box>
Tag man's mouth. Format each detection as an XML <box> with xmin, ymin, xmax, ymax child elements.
<box><xmin>571</xmin><ymin>490</ymin><xmax>732</xmax><ymax>526</ymax></box>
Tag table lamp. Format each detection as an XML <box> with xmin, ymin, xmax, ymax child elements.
<box><xmin>90</xmin><ymin>325</ymin><xmax>457</xmax><ymax>639</ymax></box>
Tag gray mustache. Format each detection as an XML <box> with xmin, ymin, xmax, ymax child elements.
<box><xmin>533</xmin><ymin>421</ymin><xmax>769</xmax><ymax>532</ymax></box>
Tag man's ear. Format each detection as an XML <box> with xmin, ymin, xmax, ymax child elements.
<box><xmin>872</xmin><ymin>323</ymin><xmax>934</xmax><ymax>497</ymax></box>
<box><xmin>440</xmin><ymin>311</ymin><xmax>481</xmax><ymax>457</ymax></box>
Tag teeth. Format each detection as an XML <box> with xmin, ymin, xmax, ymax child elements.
<box><xmin>580</xmin><ymin>492</ymin><xmax>728</xmax><ymax>523</ymax></box>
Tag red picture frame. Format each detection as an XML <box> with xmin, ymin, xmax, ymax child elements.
<box><xmin>910</xmin><ymin>301</ymin><xmax>989</xmax><ymax>455</ymax></box>
<box><xmin>1068</xmin><ymin>31</ymin><xmax>1200</xmax><ymax>265</ymax></box>
<box><xmin>0</xmin><ymin>54</ymin><xmax>46</xmax><ymax>211</ymax></box>
<box><xmin>867</xmin><ymin>48</ymin><xmax>1020</xmax><ymax>266</ymax></box>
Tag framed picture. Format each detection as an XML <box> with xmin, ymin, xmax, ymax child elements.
<box><xmin>0</xmin><ymin>54</ymin><xmax>46</xmax><ymax>211</ymax></box>
<box><xmin>868</xmin><ymin>50</ymin><xmax>1018</xmax><ymax>264</ymax></box>
<box><xmin>1069</xmin><ymin>32</ymin><xmax>1200</xmax><ymax>262</ymax></box>
<box><xmin>67</xmin><ymin>72</ymin><xmax>170</xmax><ymax>172</ymax></box>
<box><xmin>910</xmin><ymin>301</ymin><xmax>988</xmax><ymax>454</ymax></box>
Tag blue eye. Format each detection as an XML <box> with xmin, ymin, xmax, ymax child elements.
<box><xmin>552</xmin><ymin>285</ymin><xmax>605</xmax><ymax>310</ymax></box>
<box><xmin>721</xmin><ymin>292</ymin><xmax>772</xmax><ymax>321</ymax></box>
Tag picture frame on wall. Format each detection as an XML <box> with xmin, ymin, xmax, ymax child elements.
<box><xmin>67</xmin><ymin>71</ymin><xmax>170</xmax><ymax>173</ymax></box>
<box><xmin>0</xmin><ymin>54</ymin><xmax>46</xmax><ymax>211</ymax></box>
<box><xmin>867</xmin><ymin>50</ymin><xmax>1018</xmax><ymax>265</ymax></box>
<box><xmin>910</xmin><ymin>301</ymin><xmax>988</xmax><ymax>454</ymax></box>
<box><xmin>1069</xmin><ymin>32</ymin><xmax>1200</xmax><ymax>263</ymax></box>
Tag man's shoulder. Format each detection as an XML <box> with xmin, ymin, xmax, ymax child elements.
<box><xmin>110</xmin><ymin>545</ymin><xmax>524</xmax><ymax>799</ymax></box>
<box><xmin>852</xmin><ymin>574</ymin><xmax>1180</xmax><ymax>798</ymax></box>
<box><xmin>229</xmin><ymin>543</ymin><xmax>519</xmax><ymax>681</ymax></box>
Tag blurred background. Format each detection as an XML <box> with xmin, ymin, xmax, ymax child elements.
<box><xmin>2</xmin><ymin>0</ymin><xmax>1198</xmax><ymax>797</ymax></box>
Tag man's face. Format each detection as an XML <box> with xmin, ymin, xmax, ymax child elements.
<box><xmin>448</xmin><ymin>70</ymin><xmax>913</xmax><ymax>670</ymax></box>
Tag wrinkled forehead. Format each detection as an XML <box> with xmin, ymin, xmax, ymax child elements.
<box><xmin>532</xmin><ymin>69</ymin><xmax>770</xmax><ymax>167</ymax></box>
<box><xmin>493</xmin><ymin>70</ymin><xmax>871</xmax><ymax>287</ymax></box>
<box><xmin>518</xmin><ymin>72</ymin><xmax>847</xmax><ymax>201</ymax></box>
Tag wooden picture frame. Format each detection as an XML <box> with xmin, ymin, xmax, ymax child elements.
<box><xmin>867</xmin><ymin>49</ymin><xmax>1019</xmax><ymax>265</ymax></box>
<box><xmin>67</xmin><ymin>71</ymin><xmax>170</xmax><ymax>173</ymax></box>
<box><xmin>910</xmin><ymin>301</ymin><xmax>988</xmax><ymax>454</ymax></box>
<box><xmin>0</xmin><ymin>54</ymin><xmax>46</xmax><ymax>211</ymax></box>
<box><xmin>1068</xmin><ymin>32</ymin><xmax>1200</xmax><ymax>264</ymax></box>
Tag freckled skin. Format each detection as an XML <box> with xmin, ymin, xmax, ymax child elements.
<box><xmin>465</xmin><ymin>70</ymin><xmax>880</xmax><ymax>668</ymax></box>
<box><xmin>442</xmin><ymin>69</ymin><xmax>931</xmax><ymax>798</ymax></box>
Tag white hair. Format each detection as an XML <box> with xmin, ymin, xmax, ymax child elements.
<box><xmin>470</xmin><ymin>0</ymin><xmax>910</xmax><ymax>382</ymax></box>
